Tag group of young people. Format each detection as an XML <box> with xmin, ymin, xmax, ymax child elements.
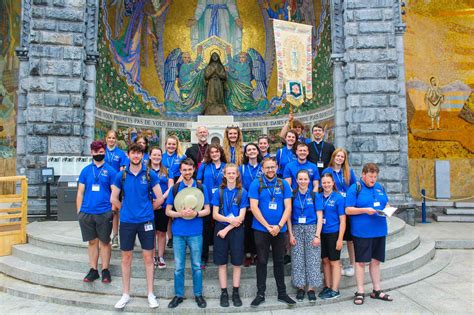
<box><xmin>76</xmin><ymin>117</ymin><xmax>393</xmax><ymax>310</ymax></box>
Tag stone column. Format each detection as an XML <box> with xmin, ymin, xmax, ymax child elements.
<box><xmin>15</xmin><ymin>0</ymin><xmax>98</xmax><ymax>214</ymax></box>
<box><xmin>341</xmin><ymin>0</ymin><xmax>412</xmax><ymax>205</ymax></box>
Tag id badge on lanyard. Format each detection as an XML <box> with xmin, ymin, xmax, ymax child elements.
<box><xmin>317</xmin><ymin>161</ymin><xmax>324</xmax><ymax>168</ymax></box>
<box><xmin>269</xmin><ymin>201</ymin><xmax>277</xmax><ymax>210</ymax></box>
<box><xmin>373</xmin><ymin>201</ymin><xmax>381</xmax><ymax>207</ymax></box>
<box><xmin>298</xmin><ymin>216</ymin><xmax>306</xmax><ymax>224</ymax></box>
<box><xmin>92</xmin><ymin>184</ymin><xmax>100</xmax><ymax>192</ymax></box>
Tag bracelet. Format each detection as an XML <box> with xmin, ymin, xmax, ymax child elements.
<box><xmin>278</xmin><ymin>224</ymin><xmax>282</xmax><ymax>229</ymax></box>
<box><xmin>195</xmin><ymin>211</ymin><xmax>200</xmax><ymax>218</ymax></box>
<box><xmin>314</xmin><ymin>235</ymin><xmax>320</xmax><ymax>239</ymax></box>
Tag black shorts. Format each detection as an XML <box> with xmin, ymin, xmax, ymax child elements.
<box><xmin>213</xmin><ymin>223</ymin><xmax>244</xmax><ymax>266</ymax></box>
<box><xmin>343</xmin><ymin>216</ymin><xmax>352</xmax><ymax>241</ymax></box>
<box><xmin>119</xmin><ymin>221</ymin><xmax>155</xmax><ymax>251</ymax></box>
<box><xmin>78</xmin><ymin>211</ymin><xmax>113</xmax><ymax>243</ymax></box>
<box><xmin>353</xmin><ymin>236</ymin><xmax>386</xmax><ymax>263</ymax></box>
<box><xmin>154</xmin><ymin>209</ymin><xmax>169</xmax><ymax>232</ymax></box>
<box><xmin>321</xmin><ymin>232</ymin><xmax>341</xmax><ymax>261</ymax></box>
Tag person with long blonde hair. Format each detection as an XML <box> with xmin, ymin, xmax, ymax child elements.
<box><xmin>223</xmin><ymin>126</ymin><xmax>243</xmax><ymax>166</ymax></box>
<box><xmin>163</xmin><ymin>135</ymin><xmax>187</xmax><ymax>181</ymax></box>
<box><xmin>322</xmin><ymin>148</ymin><xmax>357</xmax><ymax>277</ymax></box>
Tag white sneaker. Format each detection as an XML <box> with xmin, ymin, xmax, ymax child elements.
<box><xmin>344</xmin><ymin>266</ymin><xmax>355</xmax><ymax>277</ymax></box>
<box><xmin>340</xmin><ymin>266</ymin><xmax>346</xmax><ymax>276</ymax></box>
<box><xmin>115</xmin><ymin>294</ymin><xmax>130</xmax><ymax>309</ymax></box>
<box><xmin>148</xmin><ymin>294</ymin><xmax>159</xmax><ymax>308</ymax></box>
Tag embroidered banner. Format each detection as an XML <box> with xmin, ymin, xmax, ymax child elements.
<box><xmin>273</xmin><ymin>19</ymin><xmax>313</xmax><ymax>106</ymax></box>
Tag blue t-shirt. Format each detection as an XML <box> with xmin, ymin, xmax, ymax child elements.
<box><xmin>298</xmin><ymin>135</ymin><xmax>312</xmax><ymax>145</ymax></box>
<box><xmin>248</xmin><ymin>176</ymin><xmax>292</xmax><ymax>233</ymax></box>
<box><xmin>276</xmin><ymin>146</ymin><xmax>296</xmax><ymax>177</ymax></box>
<box><xmin>196</xmin><ymin>162</ymin><xmax>226</xmax><ymax>202</ymax></box>
<box><xmin>105</xmin><ymin>147</ymin><xmax>128</xmax><ymax>172</ymax></box>
<box><xmin>162</xmin><ymin>152</ymin><xmax>186</xmax><ymax>179</ymax></box>
<box><xmin>345</xmin><ymin>181</ymin><xmax>389</xmax><ymax>238</ymax></box>
<box><xmin>165</xmin><ymin>180</ymin><xmax>210</xmax><ymax>237</ymax></box>
<box><xmin>150</xmin><ymin>167</ymin><xmax>172</xmax><ymax>206</ymax></box>
<box><xmin>321</xmin><ymin>192</ymin><xmax>345</xmax><ymax>233</ymax></box>
<box><xmin>240</xmin><ymin>163</ymin><xmax>263</xmax><ymax>191</ymax></box>
<box><xmin>78</xmin><ymin>163</ymin><xmax>117</xmax><ymax>215</ymax></box>
<box><xmin>211</xmin><ymin>187</ymin><xmax>249</xmax><ymax>226</ymax></box>
<box><xmin>291</xmin><ymin>190</ymin><xmax>323</xmax><ymax>225</ymax></box>
<box><xmin>283</xmin><ymin>160</ymin><xmax>320</xmax><ymax>191</ymax></box>
<box><xmin>322</xmin><ymin>167</ymin><xmax>357</xmax><ymax>196</ymax></box>
<box><xmin>113</xmin><ymin>166</ymin><xmax>159</xmax><ymax>223</ymax></box>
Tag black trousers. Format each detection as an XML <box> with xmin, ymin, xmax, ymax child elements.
<box><xmin>244</xmin><ymin>210</ymin><xmax>256</xmax><ymax>255</ymax></box>
<box><xmin>254</xmin><ymin>230</ymin><xmax>287</xmax><ymax>296</ymax></box>
<box><xmin>201</xmin><ymin>214</ymin><xmax>213</xmax><ymax>262</ymax></box>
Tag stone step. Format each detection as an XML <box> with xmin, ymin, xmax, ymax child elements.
<box><xmin>454</xmin><ymin>201</ymin><xmax>474</xmax><ymax>208</ymax></box>
<box><xmin>444</xmin><ymin>208</ymin><xmax>474</xmax><ymax>215</ymax></box>
<box><xmin>0</xmin><ymin>239</ymin><xmax>434</xmax><ymax>299</ymax></box>
<box><xmin>25</xmin><ymin>218</ymin><xmax>407</xmax><ymax>257</ymax></box>
<box><xmin>0</xmin><ymin>245</ymin><xmax>448</xmax><ymax>313</ymax></box>
<box><xmin>10</xmin><ymin>227</ymin><xmax>420</xmax><ymax>280</ymax></box>
<box><xmin>433</xmin><ymin>213</ymin><xmax>474</xmax><ymax>223</ymax></box>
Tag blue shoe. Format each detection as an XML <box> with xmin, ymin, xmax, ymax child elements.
<box><xmin>318</xmin><ymin>287</ymin><xmax>331</xmax><ymax>298</ymax></box>
<box><xmin>321</xmin><ymin>289</ymin><xmax>341</xmax><ymax>300</ymax></box>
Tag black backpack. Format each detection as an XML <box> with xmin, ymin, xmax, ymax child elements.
<box><xmin>217</xmin><ymin>187</ymin><xmax>243</xmax><ymax>215</ymax></box>
<box><xmin>291</xmin><ymin>189</ymin><xmax>316</xmax><ymax>206</ymax></box>
<box><xmin>119</xmin><ymin>166</ymin><xmax>152</xmax><ymax>201</ymax></box>
<box><xmin>257</xmin><ymin>176</ymin><xmax>286</xmax><ymax>194</ymax></box>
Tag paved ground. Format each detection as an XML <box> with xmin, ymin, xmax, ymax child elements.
<box><xmin>1</xmin><ymin>221</ymin><xmax>473</xmax><ymax>314</ymax></box>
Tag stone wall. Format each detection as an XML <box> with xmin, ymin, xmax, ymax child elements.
<box><xmin>332</xmin><ymin>0</ymin><xmax>412</xmax><ymax>205</ymax></box>
<box><xmin>16</xmin><ymin>0</ymin><xmax>98</xmax><ymax>214</ymax></box>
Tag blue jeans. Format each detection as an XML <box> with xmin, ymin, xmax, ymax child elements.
<box><xmin>173</xmin><ymin>235</ymin><xmax>203</xmax><ymax>297</ymax></box>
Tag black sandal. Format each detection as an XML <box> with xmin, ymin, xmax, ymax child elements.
<box><xmin>370</xmin><ymin>289</ymin><xmax>393</xmax><ymax>301</ymax></box>
<box><xmin>353</xmin><ymin>292</ymin><xmax>364</xmax><ymax>305</ymax></box>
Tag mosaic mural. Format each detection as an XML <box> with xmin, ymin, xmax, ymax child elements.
<box><xmin>96</xmin><ymin>0</ymin><xmax>333</xmax><ymax>120</ymax></box>
<box><xmin>0</xmin><ymin>0</ymin><xmax>20</xmax><ymax>187</ymax></box>
<box><xmin>404</xmin><ymin>0</ymin><xmax>474</xmax><ymax>198</ymax></box>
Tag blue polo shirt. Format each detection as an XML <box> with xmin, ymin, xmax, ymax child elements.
<box><xmin>113</xmin><ymin>166</ymin><xmax>159</xmax><ymax>223</ymax></box>
<box><xmin>283</xmin><ymin>160</ymin><xmax>320</xmax><ymax>191</ymax></box>
<box><xmin>211</xmin><ymin>187</ymin><xmax>249</xmax><ymax>226</ymax></box>
<box><xmin>240</xmin><ymin>163</ymin><xmax>262</xmax><ymax>191</ymax></box>
<box><xmin>298</xmin><ymin>135</ymin><xmax>312</xmax><ymax>145</ymax></box>
<box><xmin>166</xmin><ymin>180</ymin><xmax>210</xmax><ymax>237</ymax></box>
<box><xmin>345</xmin><ymin>181</ymin><xmax>389</xmax><ymax>238</ymax></box>
<box><xmin>276</xmin><ymin>146</ymin><xmax>296</xmax><ymax>177</ymax></box>
<box><xmin>196</xmin><ymin>162</ymin><xmax>226</xmax><ymax>201</ymax></box>
<box><xmin>105</xmin><ymin>147</ymin><xmax>128</xmax><ymax>172</ymax></box>
<box><xmin>162</xmin><ymin>152</ymin><xmax>186</xmax><ymax>178</ymax></box>
<box><xmin>248</xmin><ymin>176</ymin><xmax>292</xmax><ymax>233</ymax></box>
<box><xmin>150</xmin><ymin>167</ymin><xmax>172</xmax><ymax>205</ymax></box>
<box><xmin>322</xmin><ymin>167</ymin><xmax>357</xmax><ymax>196</ymax></box>
<box><xmin>321</xmin><ymin>192</ymin><xmax>345</xmax><ymax>233</ymax></box>
<box><xmin>78</xmin><ymin>163</ymin><xmax>117</xmax><ymax>215</ymax></box>
<box><xmin>291</xmin><ymin>190</ymin><xmax>323</xmax><ymax>225</ymax></box>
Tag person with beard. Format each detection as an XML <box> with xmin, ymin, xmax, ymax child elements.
<box><xmin>308</xmin><ymin>124</ymin><xmax>335</xmax><ymax>178</ymax></box>
<box><xmin>111</xmin><ymin>143</ymin><xmax>165</xmax><ymax>309</ymax></box>
<box><xmin>166</xmin><ymin>158</ymin><xmax>211</xmax><ymax>309</ymax></box>
<box><xmin>185</xmin><ymin>126</ymin><xmax>209</xmax><ymax>171</ymax></box>
<box><xmin>248</xmin><ymin>157</ymin><xmax>296</xmax><ymax>307</ymax></box>
<box><xmin>76</xmin><ymin>141</ymin><xmax>117</xmax><ymax>284</ymax></box>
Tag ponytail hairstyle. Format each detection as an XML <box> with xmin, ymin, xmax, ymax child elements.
<box><xmin>166</xmin><ymin>135</ymin><xmax>184</xmax><ymax>156</ymax></box>
<box><xmin>320</xmin><ymin>172</ymin><xmax>338</xmax><ymax>192</ymax></box>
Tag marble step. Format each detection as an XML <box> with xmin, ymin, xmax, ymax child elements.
<box><xmin>443</xmin><ymin>208</ymin><xmax>474</xmax><ymax>215</ymax></box>
<box><xmin>0</xmin><ymin>245</ymin><xmax>448</xmax><ymax>313</ymax></box>
<box><xmin>25</xmin><ymin>218</ymin><xmax>407</xmax><ymax>258</ymax></box>
<box><xmin>12</xmin><ymin>226</ymin><xmax>419</xmax><ymax>280</ymax></box>
<box><xmin>0</xmin><ymin>239</ymin><xmax>434</xmax><ymax>299</ymax></box>
<box><xmin>454</xmin><ymin>201</ymin><xmax>474</xmax><ymax>208</ymax></box>
<box><xmin>433</xmin><ymin>213</ymin><xmax>474</xmax><ymax>223</ymax></box>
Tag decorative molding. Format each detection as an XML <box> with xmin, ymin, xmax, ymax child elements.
<box><xmin>330</xmin><ymin>0</ymin><xmax>345</xmax><ymax>56</ymax></box>
<box><xmin>394</xmin><ymin>0</ymin><xmax>407</xmax><ymax>35</ymax></box>
<box><xmin>15</xmin><ymin>0</ymin><xmax>32</xmax><ymax>60</ymax></box>
<box><xmin>85</xmin><ymin>0</ymin><xmax>99</xmax><ymax>61</ymax></box>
